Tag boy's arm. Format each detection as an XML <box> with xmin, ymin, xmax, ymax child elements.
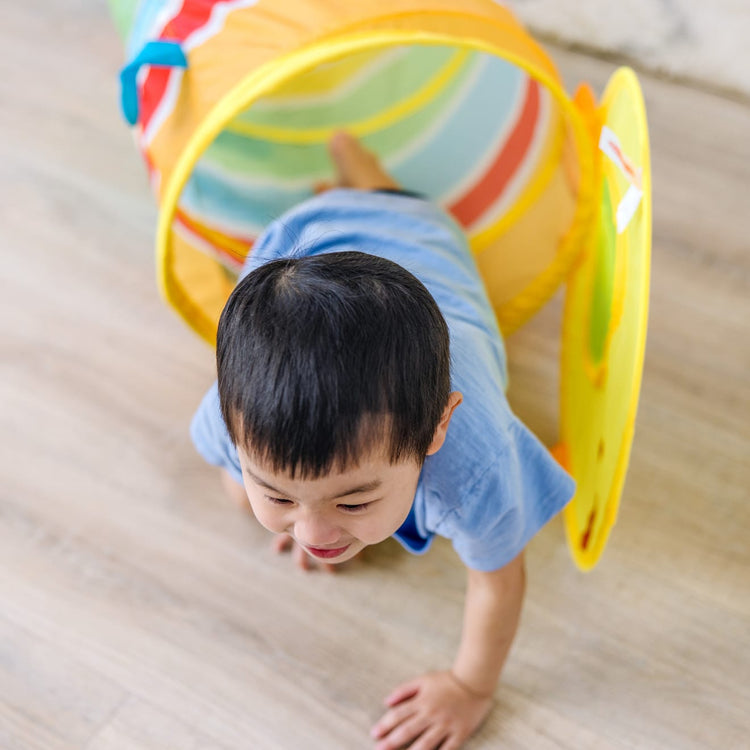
<box><xmin>453</xmin><ymin>552</ymin><xmax>526</xmax><ymax>695</ymax></box>
<box><xmin>371</xmin><ymin>552</ymin><xmax>525</xmax><ymax>750</ymax></box>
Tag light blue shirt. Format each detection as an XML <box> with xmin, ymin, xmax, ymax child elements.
<box><xmin>191</xmin><ymin>189</ymin><xmax>575</xmax><ymax>571</ymax></box>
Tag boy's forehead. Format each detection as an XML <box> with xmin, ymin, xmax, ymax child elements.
<box><xmin>231</xmin><ymin>410</ymin><xmax>398</xmax><ymax>475</ymax></box>
<box><xmin>238</xmin><ymin>443</ymin><xmax>418</xmax><ymax>490</ymax></box>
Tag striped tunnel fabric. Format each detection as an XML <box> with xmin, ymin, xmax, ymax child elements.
<box><xmin>160</xmin><ymin>44</ymin><xmax>550</xmax><ymax>276</ymax></box>
<box><xmin>116</xmin><ymin>0</ymin><xmax>587</xmax><ymax>343</ymax></box>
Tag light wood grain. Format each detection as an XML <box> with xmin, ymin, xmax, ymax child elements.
<box><xmin>1</xmin><ymin>3</ymin><xmax>748</xmax><ymax>749</ymax></box>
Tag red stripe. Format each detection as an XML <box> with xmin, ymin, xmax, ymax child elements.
<box><xmin>161</xmin><ymin>0</ymin><xmax>216</xmax><ymax>43</ymax></box>
<box><xmin>176</xmin><ymin>207</ymin><xmax>257</xmax><ymax>248</ymax></box>
<box><xmin>139</xmin><ymin>0</ymin><xmax>220</xmax><ymax>132</ymax></box>
<box><xmin>448</xmin><ymin>78</ymin><xmax>540</xmax><ymax>228</ymax></box>
<box><xmin>175</xmin><ymin>209</ymin><xmax>254</xmax><ymax>267</ymax></box>
<box><xmin>139</xmin><ymin>66</ymin><xmax>172</xmax><ymax>133</ymax></box>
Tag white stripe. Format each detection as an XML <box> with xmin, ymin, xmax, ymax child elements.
<box><xmin>142</xmin><ymin>68</ymin><xmax>185</xmax><ymax>145</ymax></box>
<box><xmin>183</xmin><ymin>0</ymin><xmax>259</xmax><ymax>52</ymax></box>
<box><xmin>384</xmin><ymin>55</ymin><xmax>488</xmax><ymax>177</ymax></box>
<box><xmin>436</xmin><ymin>62</ymin><xmax>526</xmax><ymax>206</ymax></box>
<box><xmin>195</xmin><ymin>158</ymin><xmax>322</xmax><ymax>191</ymax></box>
<box><xmin>148</xmin><ymin>0</ymin><xmax>185</xmax><ymax>41</ymax></box>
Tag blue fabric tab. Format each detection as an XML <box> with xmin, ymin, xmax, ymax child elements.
<box><xmin>119</xmin><ymin>40</ymin><xmax>188</xmax><ymax>126</ymax></box>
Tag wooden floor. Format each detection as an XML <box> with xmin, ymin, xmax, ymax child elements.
<box><xmin>2</xmin><ymin>4</ymin><xmax>749</xmax><ymax>749</ymax></box>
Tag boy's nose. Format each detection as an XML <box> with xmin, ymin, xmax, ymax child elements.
<box><xmin>293</xmin><ymin>515</ymin><xmax>342</xmax><ymax>548</ymax></box>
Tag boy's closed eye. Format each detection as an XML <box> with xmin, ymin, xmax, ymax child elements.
<box><xmin>264</xmin><ymin>495</ymin><xmax>373</xmax><ymax>513</ymax></box>
<box><xmin>265</xmin><ymin>495</ymin><xmax>294</xmax><ymax>505</ymax></box>
<box><xmin>338</xmin><ymin>502</ymin><xmax>372</xmax><ymax>513</ymax></box>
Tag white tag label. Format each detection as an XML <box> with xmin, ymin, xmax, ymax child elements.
<box><xmin>616</xmin><ymin>184</ymin><xmax>644</xmax><ymax>233</ymax></box>
<box><xmin>599</xmin><ymin>125</ymin><xmax>644</xmax><ymax>233</ymax></box>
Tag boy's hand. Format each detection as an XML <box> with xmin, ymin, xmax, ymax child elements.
<box><xmin>371</xmin><ymin>670</ymin><xmax>492</xmax><ymax>750</ymax></box>
<box><xmin>272</xmin><ymin>533</ymin><xmax>337</xmax><ymax>573</ymax></box>
<box><xmin>320</xmin><ymin>132</ymin><xmax>401</xmax><ymax>192</ymax></box>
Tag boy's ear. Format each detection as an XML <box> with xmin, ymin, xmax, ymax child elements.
<box><xmin>425</xmin><ymin>391</ymin><xmax>463</xmax><ymax>456</ymax></box>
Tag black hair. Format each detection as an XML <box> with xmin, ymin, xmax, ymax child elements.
<box><xmin>216</xmin><ymin>251</ymin><xmax>451</xmax><ymax>478</ymax></box>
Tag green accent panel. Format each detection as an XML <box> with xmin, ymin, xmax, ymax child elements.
<box><xmin>589</xmin><ymin>179</ymin><xmax>616</xmax><ymax>364</ymax></box>
<box><xmin>107</xmin><ymin>0</ymin><xmax>140</xmax><ymax>42</ymax></box>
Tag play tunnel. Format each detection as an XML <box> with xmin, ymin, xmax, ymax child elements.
<box><xmin>113</xmin><ymin>0</ymin><xmax>652</xmax><ymax>570</ymax></box>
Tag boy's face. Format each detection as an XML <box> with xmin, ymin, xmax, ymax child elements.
<box><xmin>236</xmin><ymin>445</ymin><xmax>422</xmax><ymax>564</ymax></box>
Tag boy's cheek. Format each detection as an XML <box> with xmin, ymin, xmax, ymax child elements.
<box><xmin>247</xmin><ymin>500</ymin><xmax>284</xmax><ymax>533</ymax></box>
<box><xmin>353</xmin><ymin>518</ymin><xmax>403</xmax><ymax>546</ymax></box>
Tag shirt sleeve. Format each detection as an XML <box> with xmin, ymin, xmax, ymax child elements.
<box><xmin>445</xmin><ymin>418</ymin><xmax>576</xmax><ymax>572</ymax></box>
<box><xmin>189</xmin><ymin>381</ymin><xmax>243</xmax><ymax>484</ymax></box>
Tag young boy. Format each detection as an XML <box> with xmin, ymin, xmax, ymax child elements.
<box><xmin>191</xmin><ymin>133</ymin><xmax>575</xmax><ymax>749</ymax></box>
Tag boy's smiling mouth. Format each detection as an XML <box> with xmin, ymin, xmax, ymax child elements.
<box><xmin>304</xmin><ymin>543</ymin><xmax>352</xmax><ymax>559</ymax></box>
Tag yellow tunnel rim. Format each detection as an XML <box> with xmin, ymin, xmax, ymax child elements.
<box><xmin>156</xmin><ymin>24</ymin><xmax>595</xmax><ymax>344</ymax></box>
<box><xmin>562</xmin><ymin>66</ymin><xmax>652</xmax><ymax>571</ymax></box>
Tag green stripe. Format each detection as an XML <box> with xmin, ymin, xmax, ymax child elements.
<box><xmin>589</xmin><ymin>179</ymin><xmax>617</xmax><ymax>365</ymax></box>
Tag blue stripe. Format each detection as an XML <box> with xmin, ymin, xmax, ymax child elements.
<box><xmin>125</xmin><ymin>0</ymin><xmax>170</xmax><ymax>58</ymax></box>
<box><xmin>181</xmin><ymin>166</ymin><xmax>311</xmax><ymax>234</ymax></box>
<box><xmin>387</xmin><ymin>55</ymin><xmax>525</xmax><ymax>199</ymax></box>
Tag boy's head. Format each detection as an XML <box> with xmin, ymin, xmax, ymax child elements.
<box><xmin>217</xmin><ymin>251</ymin><xmax>461</xmax><ymax>563</ymax></box>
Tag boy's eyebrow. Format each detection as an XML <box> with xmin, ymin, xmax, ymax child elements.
<box><xmin>329</xmin><ymin>478</ymin><xmax>382</xmax><ymax>499</ymax></box>
<box><xmin>245</xmin><ymin>469</ymin><xmax>381</xmax><ymax>500</ymax></box>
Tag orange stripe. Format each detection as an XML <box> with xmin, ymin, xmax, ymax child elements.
<box><xmin>175</xmin><ymin>208</ymin><xmax>254</xmax><ymax>267</ymax></box>
<box><xmin>448</xmin><ymin>77</ymin><xmax>540</xmax><ymax>227</ymax></box>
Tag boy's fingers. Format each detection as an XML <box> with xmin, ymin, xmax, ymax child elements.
<box><xmin>370</xmin><ymin>702</ymin><xmax>417</xmax><ymax>739</ymax></box>
<box><xmin>404</xmin><ymin>725</ymin><xmax>451</xmax><ymax>750</ymax></box>
<box><xmin>374</xmin><ymin>715</ymin><xmax>430</xmax><ymax>750</ymax></box>
<box><xmin>294</xmin><ymin>544</ymin><xmax>311</xmax><ymax>571</ymax></box>
<box><xmin>385</xmin><ymin>679</ymin><xmax>421</xmax><ymax>706</ymax></box>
